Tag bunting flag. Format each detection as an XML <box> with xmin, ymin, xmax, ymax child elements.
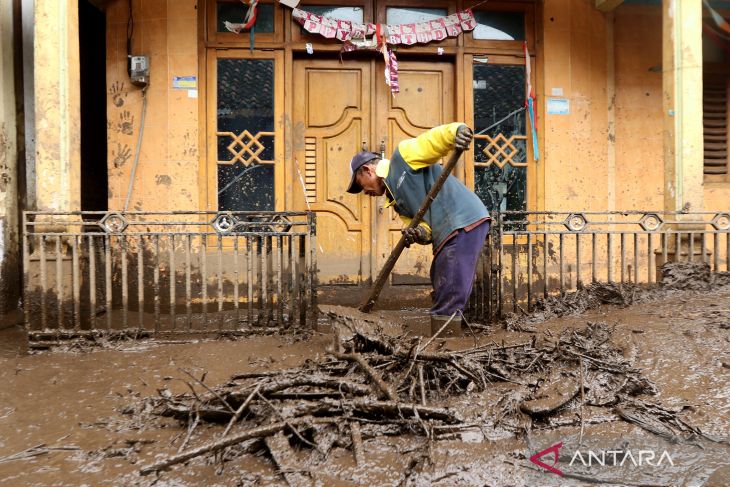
<box><xmin>524</xmin><ymin>41</ymin><xmax>539</xmax><ymax>162</ymax></box>
<box><xmin>291</xmin><ymin>8</ymin><xmax>477</xmax><ymax>45</ymax></box>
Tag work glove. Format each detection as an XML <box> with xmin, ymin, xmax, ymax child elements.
<box><xmin>402</xmin><ymin>226</ymin><xmax>432</xmax><ymax>248</ymax></box>
<box><xmin>454</xmin><ymin>125</ymin><xmax>473</xmax><ymax>151</ymax></box>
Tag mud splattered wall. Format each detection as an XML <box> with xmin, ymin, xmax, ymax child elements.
<box><xmin>540</xmin><ymin>0</ymin><xmax>610</xmax><ymax>211</ymax></box>
<box><xmin>105</xmin><ymin>0</ymin><xmax>199</xmax><ymax>211</ymax></box>
<box><xmin>613</xmin><ymin>5</ymin><xmax>663</xmax><ymax>210</ymax></box>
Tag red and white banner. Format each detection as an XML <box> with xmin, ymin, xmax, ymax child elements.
<box><xmin>292</xmin><ymin>8</ymin><xmax>476</xmax><ymax>45</ymax></box>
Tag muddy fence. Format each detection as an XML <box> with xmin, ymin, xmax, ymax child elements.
<box><xmin>467</xmin><ymin>210</ymin><xmax>730</xmax><ymax>323</ymax></box>
<box><xmin>22</xmin><ymin>211</ymin><xmax>317</xmax><ymax>345</ymax></box>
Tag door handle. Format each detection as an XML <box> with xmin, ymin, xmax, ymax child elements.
<box><xmin>361</xmin><ymin>141</ymin><xmax>368</xmax><ymax>152</ymax></box>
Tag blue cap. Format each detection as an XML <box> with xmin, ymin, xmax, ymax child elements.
<box><xmin>346</xmin><ymin>151</ymin><xmax>380</xmax><ymax>194</ymax></box>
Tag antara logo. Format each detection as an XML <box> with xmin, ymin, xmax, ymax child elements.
<box><xmin>529</xmin><ymin>442</ymin><xmax>564</xmax><ymax>476</ymax></box>
<box><xmin>530</xmin><ymin>442</ymin><xmax>675</xmax><ymax>477</ymax></box>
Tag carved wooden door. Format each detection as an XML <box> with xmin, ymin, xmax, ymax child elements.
<box><xmin>292</xmin><ymin>57</ymin><xmax>455</xmax><ymax>286</ymax></box>
<box><xmin>292</xmin><ymin>58</ymin><xmax>375</xmax><ymax>285</ymax></box>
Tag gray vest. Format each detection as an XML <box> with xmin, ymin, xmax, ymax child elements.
<box><xmin>384</xmin><ymin>148</ymin><xmax>489</xmax><ymax>250</ymax></box>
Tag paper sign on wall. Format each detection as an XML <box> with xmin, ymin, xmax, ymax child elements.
<box><xmin>279</xmin><ymin>0</ymin><xmax>300</xmax><ymax>7</ymax></box>
<box><xmin>547</xmin><ymin>97</ymin><xmax>570</xmax><ymax>115</ymax></box>
<box><xmin>173</xmin><ymin>76</ymin><xmax>197</xmax><ymax>89</ymax></box>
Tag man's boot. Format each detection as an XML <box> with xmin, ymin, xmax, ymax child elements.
<box><xmin>430</xmin><ymin>314</ymin><xmax>462</xmax><ymax>337</ymax></box>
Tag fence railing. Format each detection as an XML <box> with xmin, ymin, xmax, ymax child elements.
<box><xmin>22</xmin><ymin>211</ymin><xmax>317</xmax><ymax>341</ymax></box>
<box><xmin>468</xmin><ymin>211</ymin><xmax>730</xmax><ymax>323</ymax></box>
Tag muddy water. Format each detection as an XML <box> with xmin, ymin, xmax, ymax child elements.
<box><xmin>1</xmin><ymin>288</ymin><xmax>729</xmax><ymax>486</ymax></box>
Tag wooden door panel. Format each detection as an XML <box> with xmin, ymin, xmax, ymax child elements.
<box><xmin>376</xmin><ymin>60</ymin><xmax>456</xmax><ymax>285</ymax></box>
<box><xmin>293</xmin><ymin>59</ymin><xmax>373</xmax><ymax>285</ymax></box>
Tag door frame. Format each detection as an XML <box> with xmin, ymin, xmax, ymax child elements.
<box><xmin>204</xmin><ymin>49</ymin><xmax>286</xmax><ymax>212</ymax></box>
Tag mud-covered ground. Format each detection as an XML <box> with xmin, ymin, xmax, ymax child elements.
<box><xmin>0</xmin><ymin>283</ymin><xmax>729</xmax><ymax>486</ymax></box>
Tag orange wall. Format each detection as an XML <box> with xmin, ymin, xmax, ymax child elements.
<box><xmin>106</xmin><ymin>0</ymin><xmax>200</xmax><ymax>211</ymax></box>
<box><xmin>540</xmin><ymin>0</ymin><xmax>610</xmax><ymax>211</ymax></box>
<box><xmin>613</xmin><ymin>5</ymin><xmax>664</xmax><ymax>210</ymax></box>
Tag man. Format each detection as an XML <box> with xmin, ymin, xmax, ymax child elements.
<box><xmin>346</xmin><ymin>123</ymin><xmax>490</xmax><ymax>336</ymax></box>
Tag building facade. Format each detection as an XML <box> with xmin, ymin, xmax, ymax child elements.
<box><xmin>1</xmin><ymin>0</ymin><xmax>729</xmax><ymax>324</ymax></box>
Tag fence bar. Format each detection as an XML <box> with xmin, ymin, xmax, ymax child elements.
<box><xmin>676</xmin><ymin>232</ymin><xmax>681</xmax><ymax>264</ymax></box>
<box><xmin>105</xmin><ymin>235</ymin><xmax>112</xmax><ymax>330</ymax></box>
<box><xmin>727</xmin><ymin>232</ymin><xmax>730</xmax><ymax>271</ymax></box>
<box><xmin>201</xmin><ymin>236</ymin><xmax>208</xmax><ymax>329</ymax></box>
<box><xmin>121</xmin><ymin>237</ymin><xmax>128</xmax><ymax>329</ymax></box>
<box><xmin>169</xmin><ymin>235</ymin><xmax>176</xmax><ymax>330</ymax></box>
<box><xmin>72</xmin><ymin>235</ymin><xmax>80</xmax><ymax>331</ymax></box>
<box><xmin>575</xmin><ymin>233</ymin><xmax>581</xmax><ymax>288</ymax></box>
<box><xmin>247</xmin><ymin>236</ymin><xmax>254</xmax><ymax>324</ymax></box>
<box><xmin>89</xmin><ymin>236</ymin><xmax>96</xmax><ymax>330</ymax></box>
<box><xmin>512</xmin><ymin>235</ymin><xmax>517</xmax><ymax>313</ymax></box>
<box><xmin>497</xmin><ymin>213</ymin><xmax>503</xmax><ymax>319</ymax></box>
<box><xmin>233</xmin><ymin>236</ymin><xmax>240</xmax><ymax>327</ymax></box>
<box><xmin>633</xmin><ymin>233</ymin><xmax>639</xmax><ymax>284</ymax></box>
<box><xmin>154</xmin><ymin>234</ymin><xmax>160</xmax><ymax>331</ymax></box>
<box><xmin>620</xmin><ymin>233</ymin><xmax>626</xmax><ymax>283</ymax></box>
<box><xmin>308</xmin><ymin>214</ymin><xmax>317</xmax><ymax>327</ymax></box>
<box><xmin>277</xmin><ymin>235</ymin><xmax>284</xmax><ymax>326</ymax></box>
<box><xmin>260</xmin><ymin>236</ymin><xmax>267</xmax><ymax>325</ymax></box>
<box><xmin>485</xmin><ymin>234</ymin><xmax>493</xmax><ymax>321</ymax></box>
<box><xmin>713</xmin><ymin>233</ymin><xmax>720</xmax><ymax>272</ymax></box>
<box><xmin>647</xmin><ymin>233</ymin><xmax>653</xmax><ymax>284</ymax></box>
<box><xmin>56</xmin><ymin>236</ymin><xmax>63</xmax><ymax>329</ymax></box>
<box><xmin>689</xmin><ymin>232</ymin><xmax>695</xmax><ymax>263</ymax></box>
<box><xmin>559</xmin><ymin>233</ymin><xmax>564</xmax><ymax>295</ymax></box>
<box><xmin>40</xmin><ymin>236</ymin><xmax>47</xmax><ymax>329</ymax></box>
<box><xmin>299</xmin><ymin>234</ymin><xmax>307</xmax><ymax>326</ymax></box>
<box><xmin>607</xmin><ymin>233</ymin><xmax>613</xmax><ymax>283</ymax></box>
<box><xmin>591</xmin><ymin>233</ymin><xmax>597</xmax><ymax>283</ymax></box>
<box><xmin>217</xmin><ymin>234</ymin><xmax>224</xmax><ymax>331</ymax></box>
<box><xmin>186</xmin><ymin>234</ymin><xmax>192</xmax><ymax>330</ymax></box>
<box><xmin>138</xmin><ymin>235</ymin><xmax>144</xmax><ymax>329</ymax></box>
<box><xmin>662</xmin><ymin>233</ymin><xmax>669</xmax><ymax>271</ymax></box>
<box><xmin>527</xmin><ymin>233</ymin><xmax>533</xmax><ymax>311</ymax></box>
<box><xmin>543</xmin><ymin>233</ymin><xmax>548</xmax><ymax>299</ymax></box>
<box><xmin>22</xmin><ymin>232</ymin><xmax>30</xmax><ymax>328</ymax></box>
<box><xmin>701</xmin><ymin>233</ymin><xmax>707</xmax><ymax>264</ymax></box>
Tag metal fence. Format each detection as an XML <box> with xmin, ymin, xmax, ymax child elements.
<box><xmin>468</xmin><ymin>211</ymin><xmax>730</xmax><ymax>323</ymax></box>
<box><xmin>22</xmin><ymin>211</ymin><xmax>317</xmax><ymax>342</ymax></box>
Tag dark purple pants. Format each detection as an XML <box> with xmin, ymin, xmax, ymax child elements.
<box><xmin>430</xmin><ymin>221</ymin><xmax>490</xmax><ymax>317</ymax></box>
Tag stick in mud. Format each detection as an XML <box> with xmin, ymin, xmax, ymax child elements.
<box><xmin>333</xmin><ymin>352</ymin><xmax>397</xmax><ymax>401</ymax></box>
<box><xmin>139</xmin><ymin>417</ymin><xmax>333</xmax><ymax>475</ymax></box>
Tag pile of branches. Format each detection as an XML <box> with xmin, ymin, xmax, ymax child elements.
<box><xmin>135</xmin><ymin>322</ymin><xmax>704</xmax><ymax>479</ymax></box>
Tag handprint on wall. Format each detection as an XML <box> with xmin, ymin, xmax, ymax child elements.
<box><xmin>109</xmin><ymin>81</ymin><xmax>127</xmax><ymax>107</ymax></box>
<box><xmin>116</xmin><ymin>110</ymin><xmax>134</xmax><ymax>135</ymax></box>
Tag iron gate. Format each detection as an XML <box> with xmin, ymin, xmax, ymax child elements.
<box><xmin>468</xmin><ymin>211</ymin><xmax>730</xmax><ymax>322</ymax></box>
<box><xmin>22</xmin><ymin>211</ymin><xmax>317</xmax><ymax>342</ymax></box>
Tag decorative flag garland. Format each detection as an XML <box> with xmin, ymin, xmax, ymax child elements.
<box><xmin>224</xmin><ymin>0</ymin><xmax>259</xmax><ymax>51</ymax></box>
<box><xmin>292</xmin><ymin>8</ymin><xmax>477</xmax><ymax>95</ymax></box>
<box><xmin>292</xmin><ymin>8</ymin><xmax>477</xmax><ymax>45</ymax></box>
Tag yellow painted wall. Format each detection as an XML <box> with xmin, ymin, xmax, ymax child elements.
<box><xmin>106</xmin><ymin>0</ymin><xmax>199</xmax><ymax>211</ymax></box>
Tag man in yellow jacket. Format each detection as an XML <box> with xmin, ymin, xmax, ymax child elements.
<box><xmin>346</xmin><ymin>123</ymin><xmax>490</xmax><ymax>336</ymax></box>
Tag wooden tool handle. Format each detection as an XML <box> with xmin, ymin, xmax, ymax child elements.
<box><xmin>359</xmin><ymin>147</ymin><xmax>465</xmax><ymax>313</ymax></box>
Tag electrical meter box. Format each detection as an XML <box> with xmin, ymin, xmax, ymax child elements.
<box><xmin>129</xmin><ymin>55</ymin><xmax>150</xmax><ymax>87</ymax></box>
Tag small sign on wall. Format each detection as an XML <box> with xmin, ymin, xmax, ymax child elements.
<box><xmin>173</xmin><ymin>76</ymin><xmax>197</xmax><ymax>90</ymax></box>
<box><xmin>547</xmin><ymin>97</ymin><xmax>570</xmax><ymax>115</ymax></box>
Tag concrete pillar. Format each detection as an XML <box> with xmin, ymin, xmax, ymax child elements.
<box><xmin>662</xmin><ymin>0</ymin><xmax>704</xmax><ymax>214</ymax></box>
<box><xmin>0</xmin><ymin>0</ymin><xmax>21</xmax><ymax>322</ymax></box>
<box><xmin>34</xmin><ymin>0</ymin><xmax>81</xmax><ymax>213</ymax></box>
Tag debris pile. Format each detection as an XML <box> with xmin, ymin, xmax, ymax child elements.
<box><xmin>131</xmin><ymin>321</ymin><xmax>713</xmax><ymax>479</ymax></box>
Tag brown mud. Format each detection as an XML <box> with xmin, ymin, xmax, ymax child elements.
<box><xmin>0</xmin><ymin>267</ymin><xmax>729</xmax><ymax>485</ymax></box>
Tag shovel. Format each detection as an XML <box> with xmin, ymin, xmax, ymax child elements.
<box><xmin>359</xmin><ymin>147</ymin><xmax>465</xmax><ymax>313</ymax></box>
